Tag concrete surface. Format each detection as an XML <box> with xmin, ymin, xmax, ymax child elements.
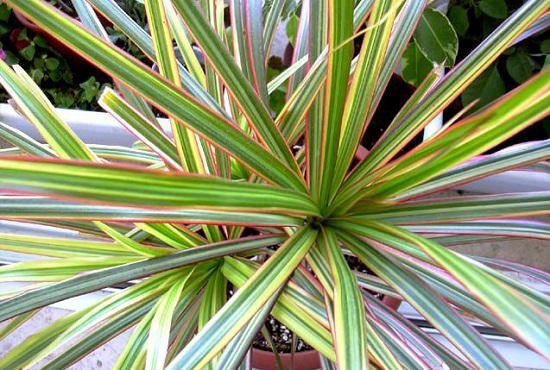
<box><xmin>0</xmin><ymin>307</ymin><xmax>132</xmax><ymax>369</ymax></box>
<box><xmin>451</xmin><ymin>236</ymin><xmax>550</xmax><ymax>271</ymax></box>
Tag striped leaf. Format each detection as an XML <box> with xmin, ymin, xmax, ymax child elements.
<box><xmin>321</xmin><ymin>229</ymin><xmax>368</xmax><ymax>369</ymax></box>
<box><xmin>22</xmin><ymin>270</ymin><xmax>187</xmax><ymax>369</ymax></box>
<box><xmin>145</xmin><ymin>0</ymin><xmax>207</xmax><ymax>174</ymax></box>
<box><xmin>406</xmin><ymin>219</ymin><xmax>550</xmax><ymax>240</ymax></box>
<box><xmin>352</xmin><ymin>192</ymin><xmax>550</xmax><ymax>223</ymax></box>
<box><xmin>312</xmin><ymin>0</ymin><xmax>354</xmax><ymax>207</ymax></box>
<box><xmin>0</xmin><ymin>232</ymin><xmax>134</xmax><ymax>258</ymax></box>
<box><xmin>0</xmin><ymin>158</ymin><xmax>318</xmax><ymax>215</ymax></box>
<box><xmin>0</xmin><ymin>121</ymin><xmax>55</xmax><ymax>157</ymax></box>
<box><xmin>0</xmin><ymin>235</ymin><xmax>284</xmax><ymax>322</ymax></box>
<box><xmin>222</xmin><ymin>257</ymin><xmax>331</xmax><ymax>334</ymax></box>
<box><xmin>0</xmin><ymin>62</ymin><xmax>96</xmax><ymax>161</ymax></box>
<box><xmin>215</xmin><ymin>288</ymin><xmax>282</xmax><ymax>369</ymax></box>
<box><xmin>136</xmin><ymin>223</ymin><xmax>205</xmax><ymax>249</ymax></box>
<box><xmin>0</xmin><ymin>310</ymin><xmax>38</xmax><ymax>342</ymax></box>
<box><xmin>0</xmin><ymin>197</ymin><xmax>303</xmax><ymax>226</ymax></box>
<box><xmin>99</xmin><ymin>88</ymin><xmax>181</xmax><ymax>170</ymax></box>
<box><xmin>165</xmin><ymin>3</ymin><xmax>206</xmax><ymax>87</ymax></box>
<box><xmin>85</xmin><ymin>0</ymin><xmax>221</xmax><ymax>112</ymax></box>
<box><xmin>337</xmin><ymin>220</ymin><xmax>550</xmax><ymax>359</ymax></box>
<box><xmin>231</xmin><ymin>0</ymin><xmax>269</xmax><ymax>104</ymax></box>
<box><xmin>0</xmin><ymin>306</ymin><xmax>91</xmax><ymax>369</ymax></box>
<box><xmin>366</xmin><ymin>69</ymin><xmax>550</xmax><ymax>199</ymax></box>
<box><xmin>398</xmin><ymin>139</ymin><xmax>550</xmax><ymax>199</ymax></box>
<box><xmin>330</xmin><ymin>0</ymin><xmax>400</xmax><ymax>198</ymax></box>
<box><xmin>43</xmin><ymin>301</ymin><xmax>156</xmax><ymax>370</ymax></box>
<box><xmin>365</xmin><ymin>295</ymin><xmax>468</xmax><ymax>369</ymax></box>
<box><xmin>146</xmin><ymin>270</ymin><xmax>194</xmax><ymax>370</ymax></box>
<box><xmin>0</xmin><ymin>257</ymin><xmax>139</xmax><ymax>282</ymax></box>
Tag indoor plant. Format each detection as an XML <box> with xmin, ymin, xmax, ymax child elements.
<box><xmin>0</xmin><ymin>0</ymin><xmax>548</xmax><ymax>369</ymax></box>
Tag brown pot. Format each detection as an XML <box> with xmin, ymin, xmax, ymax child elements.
<box><xmin>382</xmin><ymin>296</ymin><xmax>402</xmax><ymax>310</ymax></box>
<box><xmin>251</xmin><ymin>348</ymin><xmax>321</xmax><ymax>370</ymax></box>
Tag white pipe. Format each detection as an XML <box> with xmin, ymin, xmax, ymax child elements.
<box><xmin>423</xmin><ymin>67</ymin><xmax>445</xmax><ymax>141</ymax></box>
<box><xmin>0</xmin><ymin>103</ymin><xmax>171</xmax><ymax>147</ymax></box>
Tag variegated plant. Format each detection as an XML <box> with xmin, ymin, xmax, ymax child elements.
<box><xmin>0</xmin><ymin>0</ymin><xmax>548</xmax><ymax>368</ymax></box>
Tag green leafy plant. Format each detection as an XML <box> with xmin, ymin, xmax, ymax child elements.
<box><xmin>448</xmin><ymin>0</ymin><xmax>549</xmax><ymax>109</ymax></box>
<box><xmin>0</xmin><ymin>0</ymin><xmax>548</xmax><ymax>369</ymax></box>
<box><xmin>402</xmin><ymin>6</ymin><xmax>459</xmax><ymax>86</ymax></box>
<box><xmin>0</xmin><ymin>3</ymin><xmax>110</xmax><ymax>110</ymax></box>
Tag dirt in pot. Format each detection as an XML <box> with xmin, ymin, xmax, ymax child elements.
<box><xmin>226</xmin><ymin>282</ymin><xmax>311</xmax><ymax>354</ymax></box>
<box><xmin>252</xmin><ymin>315</ymin><xmax>313</xmax><ymax>353</ymax></box>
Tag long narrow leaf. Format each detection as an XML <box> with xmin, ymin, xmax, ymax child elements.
<box><xmin>42</xmin><ymin>300</ymin><xmax>155</xmax><ymax>370</ymax></box>
<box><xmin>0</xmin><ymin>232</ymin><xmax>133</xmax><ymax>258</ymax></box>
<box><xmin>313</xmin><ymin>0</ymin><xmax>354</xmax><ymax>207</ymax></box>
<box><xmin>0</xmin><ymin>234</ymin><xmax>284</xmax><ymax>322</ymax></box>
<box><xmin>85</xmin><ymin>0</ymin><xmax>220</xmax><ymax>112</ymax></box>
<box><xmin>146</xmin><ymin>270</ymin><xmax>193</xmax><ymax>370</ymax></box>
<box><xmin>321</xmin><ymin>229</ymin><xmax>368</xmax><ymax>369</ymax></box>
<box><xmin>0</xmin><ymin>157</ymin><xmax>318</xmax><ymax>215</ymax></box>
<box><xmin>406</xmin><ymin>219</ymin><xmax>550</xmax><ymax>240</ymax></box>
<box><xmin>145</xmin><ymin>0</ymin><xmax>207</xmax><ymax>173</ymax></box>
<box><xmin>352</xmin><ymin>192</ymin><xmax>550</xmax><ymax>223</ymax></box>
<box><xmin>0</xmin><ymin>62</ymin><xmax>96</xmax><ymax>161</ymax></box>
<box><xmin>0</xmin><ymin>121</ymin><xmax>54</xmax><ymax>157</ymax></box>
<box><xmin>0</xmin><ymin>197</ymin><xmax>303</xmax><ymax>226</ymax></box>
<box><xmin>339</xmin><ymin>220</ymin><xmax>550</xmax><ymax>359</ymax></box>
<box><xmin>399</xmin><ymin>139</ymin><xmax>550</xmax><ymax>199</ymax></box>
<box><xmin>99</xmin><ymin>88</ymin><xmax>181</xmax><ymax>170</ymax></box>
<box><xmin>215</xmin><ymin>288</ymin><xmax>281</xmax><ymax>370</ymax></box>
<box><xmin>330</xmin><ymin>0</ymin><xmax>400</xmax><ymax>199</ymax></box>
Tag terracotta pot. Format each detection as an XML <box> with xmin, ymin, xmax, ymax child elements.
<box><xmin>382</xmin><ymin>296</ymin><xmax>402</xmax><ymax>310</ymax></box>
<box><xmin>251</xmin><ymin>348</ymin><xmax>321</xmax><ymax>370</ymax></box>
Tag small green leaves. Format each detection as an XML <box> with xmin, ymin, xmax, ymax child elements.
<box><xmin>19</xmin><ymin>45</ymin><xmax>35</xmax><ymax>61</ymax></box>
<box><xmin>414</xmin><ymin>7</ymin><xmax>458</xmax><ymax>67</ymax></box>
<box><xmin>402</xmin><ymin>42</ymin><xmax>433</xmax><ymax>86</ymax></box>
<box><xmin>506</xmin><ymin>50</ymin><xmax>534</xmax><ymax>84</ymax></box>
<box><xmin>462</xmin><ymin>65</ymin><xmax>505</xmax><ymax>107</ymax></box>
<box><xmin>0</xmin><ymin>3</ymin><xmax>10</xmax><ymax>21</ymax></box>
<box><xmin>448</xmin><ymin>5</ymin><xmax>469</xmax><ymax>36</ymax></box>
<box><xmin>479</xmin><ymin>0</ymin><xmax>508</xmax><ymax>19</ymax></box>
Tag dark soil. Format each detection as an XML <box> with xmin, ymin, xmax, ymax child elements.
<box><xmin>344</xmin><ymin>254</ymin><xmax>372</xmax><ymax>274</ymax></box>
<box><xmin>253</xmin><ymin>315</ymin><xmax>313</xmax><ymax>353</ymax></box>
